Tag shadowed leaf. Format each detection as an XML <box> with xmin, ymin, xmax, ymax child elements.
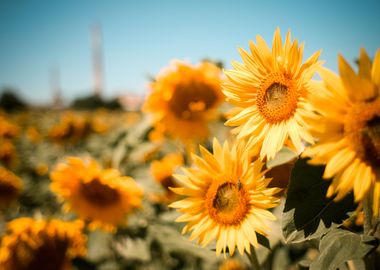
<box><xmin>282</xmin><ymin>158</ymin><xmax>356</xmax><ymax>243</ymax></box>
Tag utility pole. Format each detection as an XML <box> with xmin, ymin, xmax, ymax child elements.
<box><xmin>50</xmin><ymin>65</ymin><xmax>63</xmax><ymax>109</ymax></box>
<box><xmin>91</xmin><ymin>24</ymin><xmax>104</xmax><ymax>97</ymax></box>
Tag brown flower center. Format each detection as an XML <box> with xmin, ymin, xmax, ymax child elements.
<box><xmin>27</xmin><ymin>238</ymin><xmax>69</xmax><ymax>270</ymax></box>
<box><xmin>345</xmin><ymin>99</ymin><xmax>380</xmax><ymax>169</ymax></box>
<box><xmin>12</xmin><ymin>235</ymin><xmax>70</xmax><ymax>270</ymax></box>
<box><xmin>0</xmin><ymin>182</ymin><xmax>18</xmax><ymax>205</ymax></box>
<box><xmin>80</xmin><ymin>178</ymin><xmax>120</xmax><ymax>207</ymax></box>
<box><xmin>168</xmin><ymin>81</ymin><xmax>218</xmax><ymax>120</ymax></box>
<box><xmin>362</xmin><ymin>116</ymin><xmax>380</xmax><ymax>168</ymax></box>
<box><xmin>256</xmin><ymin>73</ymin><xmax>299</xmax><ymax>123</ymax></box>
<box><xmin>205</xmin><ymin>181</ymin><xmax>249</xmax><ymax>225</ymax></box>
<box><xmin>213</xmin><ymin>183</ymin><xmax>240</xmax><ymax>213</ymax></box>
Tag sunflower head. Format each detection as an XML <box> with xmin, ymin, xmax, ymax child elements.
<box><xmin>170</xmin><ymin>139</ymin><xmax>281</xmax><ymax>256</ymax></box>
<box><xmin>49</xmin><ymin>112</ymin><xmax>90</xmax><ymax>143</ymax></box>
<box><xmin>303</xmin><ymin>48</ymin><xmax>380</xmax><ymax>214</ymax></box>
<box><xmin>151</xmin><ymin>153</ymin><xmax>183</xmax><ymax>188</ymax></box>
<box><xmin>0</xmin><ymin>115</ymin><xmax>19</xmax><ymax>139</ymax></box>
<box><xmin>150</xmin><ymin>153</ymin><xmax>183</xmax><ymax>202</ymax></box>
<box><xmin>50</xmin><ymin>157</ymin><xmax>143</xmax><ymax>231</ymax></box>
<box><xmin>223</xmin><ymin>28</ymin><xmax>322</xmax><ymax>160</ymax></box>
<box><xmin>0</xmin><ymin>218</ymin><xmax>86</xmax><ymax>270</ymax></box>
<box><xmin>219</xmin><ymin>258</ymin><xmax>247</xmax><ymax>270</ymax></box>
<box><xmin>143</xmin><ymin>61</ymin><xmax>224</xmax><ymax>143</ymax></box>
<box><xmin>0</xmin><ymin>166</ymin><xmax>22</xmax><ymax>207</ymax></box>
<box><xmin>90</xmin><ymin>114</ymin><xmax>109</xmax><ymax>134</ymax></box>
<box><xmin>0</xmin><ymin>139</ymin><xmax>17</xmax><ymax>168</ymax></box>
<box><xmin>26</xmin><ymin>126</ymin><xmax>43</xmax><ymax>143</ymax></box>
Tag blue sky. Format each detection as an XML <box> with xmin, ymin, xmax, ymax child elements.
<box><xmin>0</xmin><ymin>0</ymin><xmax>379</xmax><ymax>104</ymax></box>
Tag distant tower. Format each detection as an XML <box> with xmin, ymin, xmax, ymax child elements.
<box><xmin>91</xmin><ymin>24</ymin><xmax>104</xmax><ymax>97</ymax></box>
<box><xmin>50</xmin><ymin>65</ymin><xmax>63</xmax><ymax>109</ymax></box>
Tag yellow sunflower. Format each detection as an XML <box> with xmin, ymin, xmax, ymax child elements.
<box><xmin>143</xmin><ymin>61</ymin><xmax>224</xmax><ymax>143</ymax></box>
<box><xmin>0</xmin><ymin>115</ymin><xmax>19</xmax><ymax>139</ymax></box>
<box><xmin>0</xmin><ymin>166</ymin><xmax>22</xmax><ymax>207</ymax></box>
<box><xmin>0</xmin><ymin>139</ymin><xmax>17</xmax><ymax>168</ymax></box>
<box><xmin>50</xmin><ymin>157</ymin><xmax>143</xmax><ymax>231</ymax></box>
<box><xmin>169</xmin><ymin>139</ymin><xmax>281</xmax><ymax>256</ymax></box>
<box><xmin>303</xmin><ymin>48</ymin><xmax>380</xmax><ymax>215</ymax></box>
<box><xmin>49</xmin><ymin>112</ymin><xmax>89</xmax><ymax>142</ymax></box>
<box><xmin>0</xmin><ymin>218</ymin><xmax>86</xmax><ymax>270</ymax></box>
<box><xmin>26</xmin><ymin>126</ymin><xmax>43</xmax><ymax>143</ymax></box>
<box><xmin>150</xmin><ymin>153</ymin><xmax>183</xmax><ymax>202</ymax></box>
<box><xmin>219</xmin><ymin>258</ymin><xmax>247</xmax><ymax>270</ymax></box>
<box><xmin>223</xmin><ymin>28</ymin><xmax>323</xmax><ymax>160</ymax></box>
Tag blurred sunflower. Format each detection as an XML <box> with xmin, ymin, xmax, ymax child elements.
<box><xmin>0</xmin><ymin>139</ymin><xmax>17</xmax><ymax>168</ymax></box>
<box><xmin>0</xmin><ymin>166</ymin><xmax>22</xmax><ymax>207</ymax></box>
<box><xmin>223</xmin><ymin>28</ymin><xmax>323</xmax><ymax>160</ymax></box>
<box><xmin>303</xmin><ymin>49</ymin><xmax>380</xmax><ymax>214</ymax></box>
<box><xmin>0</xmin><ymin>218</ymin><xmax>86</xmax><ymax>270</ymax></box>
<box><xmin>219</xmin><ymin>258</ymin><xmax>247</xmax><ymax>270</ymax></box>
<box><xmin>0</xmin><ymin>115</ymin><xmax>19</xmax><ymax>139</ymax></box>
<box><xmin>143</xmin><ymin>61</ymin><xmax>224</xmax><ymax>143</ymax></box>
<box><xmin>26</xmin><ymin>126</ymin><xmax>43</xmax><ymax>143</ymax></box>
<box><xmin>90</xmin><ymin>114</ymin><xmax>109</xmax><ymax>134</ymax></box>
<box><xmin>35</xmin><ymin>162</ymin><xmax>49</xmax><ymax>176</ymax></box>
<box><xmin>170</xmin><ymin>139</ymin><xmax>281</xmax><ymax>256</ymax></box>
<box><xmin>150</xmin><ymin>153</ymin><xmax>183</xmax><ymax>202</ymax></box>
<box><xmin>50</xmin><ymin>157</ymin><xmax>143</xmax><ymax>231</ymax></box>
<box><xmin>48</xmin><ymin>112</ymin><xmax>89</xmax><ymax>142</ymax></box>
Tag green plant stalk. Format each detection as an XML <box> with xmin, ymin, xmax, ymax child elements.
<box><xmin>246</xmin><ymin>245</ymin><xmax>261</xmax><ymax>270</ymax></box>
<box><xmin>363</xmin><ymin>194</ymin><xmax>373</xmax><ymax>235</ymax></box>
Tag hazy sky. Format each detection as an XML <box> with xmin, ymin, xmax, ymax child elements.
<box><xmin>1</xmin><ymin>0</ymin><xmax>379</xmax><ymax>104</ymax></box>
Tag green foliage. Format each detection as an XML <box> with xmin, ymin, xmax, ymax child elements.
<box><xmin>71</xmin><ymin>94</ymin><xmax>122</xmax><ymax>110</ymax></box>
<box><xmin>0</xmin><ymin>88</ymin><xmax>28</xmax><ymax>112</ymax></box>
<box><xmin>282</xmin><ymin>158</ymin><xmax>356</xmax><ymax>243</ymax></box>
<box><xmin>310</xmin><ymin>228</ymin><xmax>378</xmax><ymax>270</ymax></box>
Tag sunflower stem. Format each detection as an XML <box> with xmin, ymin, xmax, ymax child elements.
<box><xmin>246</xmin><ymin>245</ymin><xmax>261</xmax><ymax>270</ymax></box>
<box><xmin>363</xmin><ymin>194</ymin><xmax>373</xmax><ymax>235</ymax></box>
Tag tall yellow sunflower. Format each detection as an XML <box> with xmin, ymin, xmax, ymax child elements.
<box><xmin>223</xmin><ymin>28</ymin><xmax>323</xmax><ymax>160</ymax></box>
<box><xmin>0</xmin><ymin>218</ymin><xmax>86</xmax><ymax>270</ymax></box>
<box><xmin>143</xmin><ymin>61</ymin><xmax>224</xmax><ymax>143</ymax></box>
<box><xmin>303</xmin><ymin>48</ymin><xmax>380</xmax><ymax>215</ymax></box>
<box><xmin>0</xmin><ymin>166</ymin><xmax>22</xmax><ymax>207</ymax></box>
<box><xmin>169</xmin><ymin>139</ymin><xmax>281</xmax><ymax>256</ymax></box>
<box><xmin>50</xmin><ymin>157</ymin><xmax>143</xmax><ymax>231</ymax></box>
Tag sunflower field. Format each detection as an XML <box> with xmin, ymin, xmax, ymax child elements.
<box><xmin>1</xmin><ymin>28</ymin><xmax>380</xmax><ymax>270</ymax></box>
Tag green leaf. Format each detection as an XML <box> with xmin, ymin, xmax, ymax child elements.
<box><xmin>266</xmin><ymin>147</ymin><xmax>298</xmax><ymax>168</ymax></box>
<box><xmin>114</xmin><ymin>237</ymin><xmax>151</xmax><ymax>262</ymax></box>
<box><xmin>257</xmin><ymin>232</ymin><xmax>271</xmax><ymax>250</ymax></box>
<box><xmin>282</xmin><ymin>158</ymin><xmax>356</xmax><ymax>243</ymax></box>
<box><xmin>149</xmin><ymin>224</ymin><xmax>218</xmax><ymax>260</ymax></box>
<box><xmin>310</xmin><ymin>229</ymin><xmax>379</xmax><ymax>270</ymax></box>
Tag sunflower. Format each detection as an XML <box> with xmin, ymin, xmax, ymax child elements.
<box><xmin>0</xmin><ymin>139</ymin><xmax>17</xmax><ymax>168</ymax></box>
<box><xmin>0</xmin><ymin>166</ymin><xmax>22</xmax><ymax>207</ymax></box>
<box><xmin>0</xmin><ymin>115</ymin><xmax>19</xmax><ymax>139</ymax></box>
<box><xmin>150</xmin><ymin>153</ymin><xmax>183</xmax><ymax>201</ymax></box>
<box><xmin>169</xmin><ymin>139</ymin><xmax>281</xmax><ymax>256</ymax></box>
<box><xmin>26</xmin><ymin>126</ymin><xmax>43</xmax><ymax>143</ymax></box>
<box><xmin>0</xmin><ymin>218</ymin><xmax>86</xmax><ymax>270</ymax></box>
<box><xmin>219</xmin><ymin>258</ymin><xmax>247</xmax><ymax>270</ymax></box>
<box><xmin>303</xmin><ymin>49</ymin><xmax>380</xmax><ymax>215</ymax></box>
<box><xmin>48</xmin><ymin>112</ymin><xmax>89</xmax><ymax>142</ymax></box>
<box><xmin>50</xmin><ymin>157</ymin><xmax>143</xmax><ymax>231</ymax></box>
<box><xmin>223</xmin><ymin>28</ymin><xmax>323</xmax><ymax>160</ymax></box>
<box><xmin>143</xmin><ymin>61</ymin><xmax>224</xmax><ymax>143</ymax></box>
